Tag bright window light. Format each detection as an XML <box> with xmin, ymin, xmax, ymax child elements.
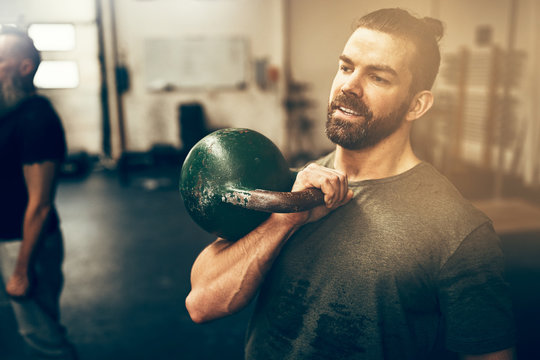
<box><xmin>34</xmin><ymin>61</ymin><xmax>79</xmax><ymax>89</ymax></box>
<box><xmin>28</xmin><ymin>24</ymin><xmax>75</xmax><ymax>51</ymax></box>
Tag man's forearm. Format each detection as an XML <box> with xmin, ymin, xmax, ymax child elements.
<box><xmin>14</xmin><ymin>203</ymin><xmax>51</xmax><ymax>275</ymax></box>
<box><xmin>186</xmin><ymin>213</ymin><xmax>300</xmax><ymax>323</ymax></box>
<box><xmin>15</xmin><ymin>161</ymin><xmax>58</xmax><ymax>276</ymax></box>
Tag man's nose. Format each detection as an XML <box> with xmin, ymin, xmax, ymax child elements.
<box><xmin>341</xmin><ymin>74</ymin><xmax>363</xmax><ymax>98</ymax></box>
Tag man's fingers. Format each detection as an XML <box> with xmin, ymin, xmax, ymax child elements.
<box><xmin>6</xmin><ymin>285</ymin><xmax>29</xmax><ymax>299</ymax></box>
<box><xmin>341</xmin><ymin>189</ymin><xmax>354</xmax><ymax>206</ymax></box>
<box><xmin>6</xmin><ymin>275</ymin><xmax>31</xmax><ymax>299</ymax></box>
<box><xmin>294</xmin><ymin>164</ymin><xmax>350</xmax><ymax>208</ymax></box>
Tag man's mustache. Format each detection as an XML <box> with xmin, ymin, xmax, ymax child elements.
<box><xmin>330</xmin><ymin>93</ymin><xmax>372</xmax><ymax>118</ymax></box>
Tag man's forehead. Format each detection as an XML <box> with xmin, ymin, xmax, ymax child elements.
<box><xmin>343</xmin><ymin>27</ymin><xmax>415</xmax><ymax>72</ymax></box>
<box><xmin>347</xmin><ymin>27</ymin><xmax>413</xmax><ymax>49</ymax></box>
<box><xmin>0</xmin><ymin>34</ymin><xmax>21</xmax><ymax>57</ymax></box>
<box><xmin>0</xmin><ymin>35</ymin><xmax>15</xmax><ymax>55</ymax></box>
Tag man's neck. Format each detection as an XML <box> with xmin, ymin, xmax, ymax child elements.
<box><xmin>333</xmin><ymin>127</ymin><xmax>420</xmax><ymax>182</ymax></box>
<box><xmin>0</xmin><ymin>92</ymin><xmax>33</xmax><ymax>118</ymax></box>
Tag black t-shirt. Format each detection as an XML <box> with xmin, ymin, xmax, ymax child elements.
<box><xmin>245</xmin><ymin>154</ymin><xmax>516</xmax><ymax>359</ymax></box>
<box><xmin>0</xmin><ymin>95</ymin><xmax>66</xmax><ymax>239</ymax></box>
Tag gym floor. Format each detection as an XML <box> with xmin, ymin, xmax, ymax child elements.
<box><xmin>0</xmin><ymin>166</ymin><xmax>254</xmax><ymax>360</ymax></box>
<box><xmin>1</xmin><ymin>164</ymin><xmax>539</xmax><ymax>359</ymax></box>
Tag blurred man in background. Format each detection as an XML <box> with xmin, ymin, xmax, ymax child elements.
<box><xmin>0</xmin><ymin>27</ymin><xmax>77</xmax><ymax>359</ymax></box>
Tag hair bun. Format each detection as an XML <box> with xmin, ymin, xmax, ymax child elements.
<box><xmin>422</xmin><ymin>17</ymin><xmax>444</xmax><ymax>41</ymax></box>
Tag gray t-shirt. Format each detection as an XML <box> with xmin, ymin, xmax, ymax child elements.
<box><xmin>245</xmin><ymin>154</ymin><xmax>515</xmax><ymax>359</ymax></box>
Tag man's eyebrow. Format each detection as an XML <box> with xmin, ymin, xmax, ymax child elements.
<box><xmin>339</xmin><ymin>55</ymin><xmax>354</xmax><ymax>65</ymax></box>
<box><xmin>366</xmin><ymin>64</ymin><xmax>398</xmax><ymax>77</ymax></box>
<box><xmin>339</xmin><ymin>55</ymin><xmax>399</xmax><ymax>78</ymax></box>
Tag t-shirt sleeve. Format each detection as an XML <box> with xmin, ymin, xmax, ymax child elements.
<box><xmin>438</xmin><ymin>221</ymin><xmax>516</xmax><ymax>355</ymax></box>
<box><xmin>19</xmin><ymin>98</ymin><xmax>66</xmax><ymax>164</ymax></box>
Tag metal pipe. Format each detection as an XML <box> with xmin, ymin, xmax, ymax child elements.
<box><xmin>109</xmin><ymin>0</ymin><xmax>127</xmax><ymax>154</ymax></box>
<box><xmin>95</xmin><ymin>0</ymin><xmax>112</xmax><ymax>157</ymax></box>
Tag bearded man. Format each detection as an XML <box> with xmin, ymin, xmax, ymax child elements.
<box><xmin>0</xmin><ymin>27</ymin><xmax>77</xmax><ymax>359</ymax></box>
<box><xmin>185</xmin><ymin>8</ymin><xmax>516</xmax><ymax>360</ymax></box>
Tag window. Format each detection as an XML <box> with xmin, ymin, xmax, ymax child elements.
<box><xmin>26</xmin><ymin>23</ymin><xmax>79</xmax><ymax>89</ymax></box>
<box><xmin>33</xmin><ymin>61</ymin><xmax>79</xmax><ymax>89</ymax></box>
<box><xmin>27</xmin><ymin>23</ymin><xmax>75</xmax><ymax>51</ymax></box>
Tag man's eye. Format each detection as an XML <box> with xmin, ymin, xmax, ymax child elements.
<box><xmin>371</xmin><ymin>75</ymin><xmax>388</xmax><ymax>84</ymax></box>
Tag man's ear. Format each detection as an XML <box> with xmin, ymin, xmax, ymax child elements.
<box><xmin>18</xmin><ymin>58</ymin><xmax>35</xmax><ymax>77</ymax></box>
<box><xmin>405</xmin><ymin>90</ymin><xmax>434</xmax><ymax>122</ymax></box>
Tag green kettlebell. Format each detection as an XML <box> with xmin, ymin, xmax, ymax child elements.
<box><xmin>179</xmin><ymin>128</ymin><xmax>323</xmax><ymax>240</ymax></box>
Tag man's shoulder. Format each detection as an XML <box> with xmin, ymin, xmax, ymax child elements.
<box><xmin>291</xmin><ymin>151</ymin><xmax>335</xmax><ymax>172</ymax></box>
<box><xmin>15</xmin><ymin>95</ymin><xmax>62</xmax><ymax>128</ymax></box>
<box><xmin>312</xmin><ymin>151</ymin><xmax>336</xmax><ymax>168</ymax></box>
<box><xmin>17</xmin><ymin>95</ymin><xmax>56</xmax><ymax>116</ymax></box>
<box><xmin>402</xmin><ymin>162</ymin><xmax>491</xmax><ymax>233</ymax></box>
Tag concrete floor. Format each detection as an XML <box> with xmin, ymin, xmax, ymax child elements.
<box><xmin>1</xmin><ymin>165</ymin><xmax>539</xmax><ymax>359</ymax></box>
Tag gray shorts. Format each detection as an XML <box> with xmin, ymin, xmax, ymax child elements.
<box><xmin>0</xmin><ymin>230</ymin><xmax>77</xmax><ymax>359</ymax></box>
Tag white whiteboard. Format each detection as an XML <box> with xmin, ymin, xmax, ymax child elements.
<box><xmin>145</xmin><ymin>37</ymin><xmax>248</xmax><ymax>90</ymax></box>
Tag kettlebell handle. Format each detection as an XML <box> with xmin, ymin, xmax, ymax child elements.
<box><xmin>222</xmin><ymin>188</ymin><xmax>325</xmax><ymax>213</ymax></box>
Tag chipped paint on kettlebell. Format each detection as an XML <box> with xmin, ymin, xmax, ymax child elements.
<box><xmin>179</xmin><ymin>128</ymin><xmax>295</xmax><ymax>240</ymax></box>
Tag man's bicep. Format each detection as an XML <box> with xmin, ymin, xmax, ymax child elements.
<box><xmin>22</xmin><ymin>161</ymin><xmax>59</xmax><ymax>206</ymax></box>
<box><xmin>439</xmin><ymin>223</ymin><xmax>516</xmax><ymax>354</ymax></box>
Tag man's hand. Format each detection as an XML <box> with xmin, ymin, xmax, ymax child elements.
<box><xmin>282</xmin><ymin>163</ymin><xmax>354</xmax><ymax>226</ymax></box>
<box><xmin>6</xmin><ymin>272</ymin><xmax>31</xmax><ymax>299</ymax></box>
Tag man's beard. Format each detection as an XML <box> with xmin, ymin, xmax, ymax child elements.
<box><xmin>0</xmin><ymin>75</ymin><xmax>27</xmax><ymax>116</ymax></box>
<box><xmin>325</xmin><ymin>93</ymin><xmax>410</xmax><ymax>150</ymax></box>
